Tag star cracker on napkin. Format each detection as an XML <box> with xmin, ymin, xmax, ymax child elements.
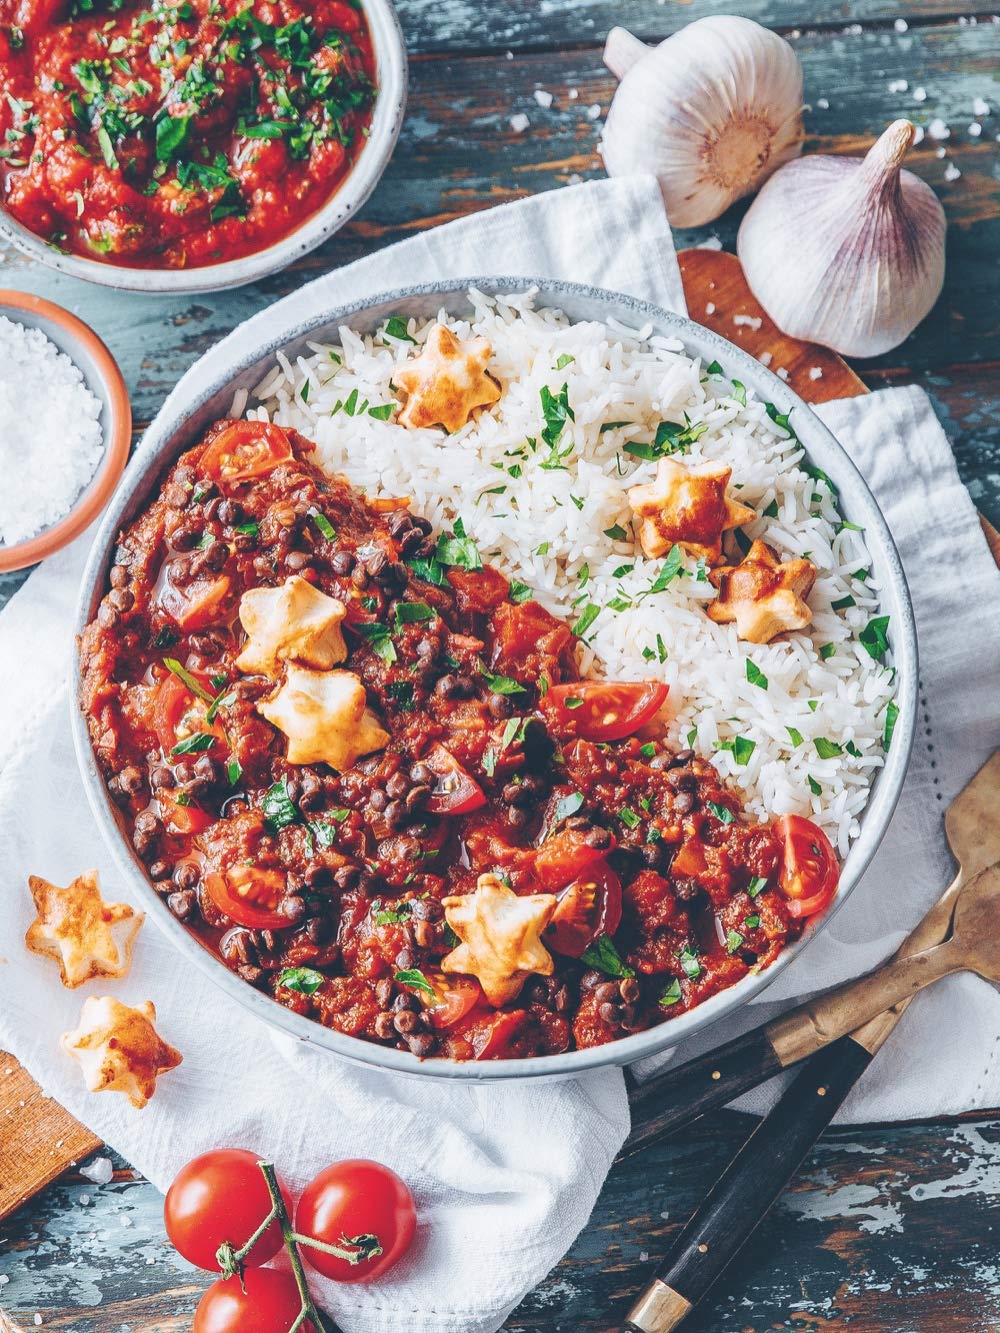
<box><xmin>61</xmin><ymin>997</ymin><xmax>182</xmax><ymax>1109</ymax></box>
<box><xmin>25</xmin><ymin>870</ymin><xmax>144</xmax><ymax>988</ymax></box>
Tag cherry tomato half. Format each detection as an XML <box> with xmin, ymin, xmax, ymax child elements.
<box><xmin>423</xmin><ymin>743</ymin><xmax>486</xmax><ymax>815</ymax></box>
<box><xmin>775</xmin><ymin>814</ymin><xmax>840</xmax><ymax>919</ymax></box>
<box><xmin>164</xmin><ymin>1148</ymin><xmax>290</xmax><ymax>1272</ymax></box>
<box><xmin>541</xmin><ymin>681</ymin><xmax>669</xmax><ymax>742</ymax></box>
<box><xmin>193</xmin><ymin>1268</ymin><xmax>312</xmax><ymax>1333</ymax></box>
<box><xmin>205</xmin><ymin>867</ymin><xmax>288</xmax><ymax>930</ymax></box>
<box><xmin>159</xmin><ymin>573</ymin><xmax>234</xmax><ymax>633</ymax></box>
<box><xmin>200</xmin><ymin>422</ymin><xmax>293</xmax><ymax>485</ymax></box>
<box><xmin>545</xmin><ymin>862</ymin><xmax>623</xmax><ymax>957</ymax></box>
<box><xmin>159</xmin><ymin>790</ymin><xmax>214</xmax><ymax>836</ymax></box>
<box><xmin>534</xmin><ymin>826</ymin><xmax>614</xmax><ymax>892</ymax></box>
<box><xmin>153</xmin><ymin>673</ymin><xmax>226</xmax><ymax>755</ymax></box>
<box><xmin>415</xmin><ymin>974</ymin><xmax>483</xmax><ymax>1029</ymax></box>
<box><xmin>295</xmin><ymin>1160</ymin><xmax>417</xmax><ymax>1284</ymax></box>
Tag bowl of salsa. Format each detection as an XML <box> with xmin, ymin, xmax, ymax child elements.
<box><xmin>0</xmin><ymin>0</ymin><xmax>407</xmax><ymax>292</ymax></box>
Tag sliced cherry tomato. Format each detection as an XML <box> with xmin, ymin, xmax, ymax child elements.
<box><xmin>193</xmin><ymin>1268</ymin><xmax>312</xmax><ymax>1333</ymax></box>
<box><xmin>545</xmin><ymin>862</ymin><xmax>622</xmax><ymax>957</ymax></box>
<box><xmin>295</xmin><ymin>1160</ymin><xmax>417</xmax><ymax>1284</ymax></box>
<box><xmin>164</xmin><ymin>1148</ymin><xmax>290</xmax><ymax>1271</ymax></box>
<box><xmin>472</xmin><ymin>1009</ymin><xmax>530</xmax><ymax>1059</ymax></box>
<box><xmin>206</xmin><ymin>867</ymin><xmax>287</xmax><ymax>930</ymax></box>
<box><xmin>159</xmin><ymin>790</ymin><xmax>214</xmax><ymax>836</ymax></box>
<box><xmin>200</xmin><ymin>422</ymin><xmax>293</xmax><ymax>485</ymax></box>
<box><xmin>423</xmin><ymin>743</ymin><xmax>486</xmax><ymax>815</ymax></box>
<box><xmin>160</xmin><ymin>573</ymin><xmax>234</xmax><ymax>632</ymax></box>
<box><xmin>153</xmin><ymin>673</ymin><xmax>227</xmax><ymax>755</ymax></box>
<box><xmin>535</xmin><ymin>826</ymin><xmax>615</xmax><ymax>892</ymax></box>
<box><xmin>415</xmin><ymin>974</ymin><xmax>483</xmax><ymax>1029</ymax></box>
<box><xmin>775</xmin><ymin>814</ymin><xmax>839</xmax><ymax>919</ymax></box>
<box><xmin>541</xmin><ymin>681</ymin><xmax>669</xmax><ymax>742</ymax></box>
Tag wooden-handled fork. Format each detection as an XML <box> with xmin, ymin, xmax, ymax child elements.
<box><xmin>623</xmin><ymin>749</ymin><xmax>1000</xmax><ymax>1332</ymax></box>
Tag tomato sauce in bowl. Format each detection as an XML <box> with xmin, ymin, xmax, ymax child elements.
<box><xmin>0</xmin><ymin>0</ymin><xmax>376</xmax><ymax>268</ymax></box>
<box><xmin>77</xmin><ymin>420</ymin><xmax>838</xmax><ymax>1064</ymax></box>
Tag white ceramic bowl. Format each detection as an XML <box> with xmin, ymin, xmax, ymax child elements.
<box><xmin>73</xmin><ymin>278</ymin><xmax>918</xmax><ymax>1082</ymax></box>
<box><xmin>0</xmin><ymin>0</ymin><xmax>407</xmax><ymax>295</ymax></box>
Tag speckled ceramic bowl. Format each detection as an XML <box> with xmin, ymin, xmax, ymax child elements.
<box><xmin>72</xmin><ymin>278</ymin><xmax>918</xmax><ymax>1082</ymax></box>
<box><xmin>0</xmin><ymin>0</ymin><xmax>407</xmax><ymax>295</ymax></box>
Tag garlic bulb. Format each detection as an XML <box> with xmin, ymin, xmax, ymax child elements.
<box><xmin>737</xmin><ymin>120</ymin><xmax>946</xmax><ymax>357</ymax></box>
<box><xmin>601</xmin><ymin>16</ymin><xmax>804</xmax><ymax>228</ymax></box>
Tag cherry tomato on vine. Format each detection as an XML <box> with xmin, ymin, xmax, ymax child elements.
<box><xmin>295</xmin><ymin>1160</ymin><xmax>416</xmax><ymax>1283</ymax></box>
<box><xmin>193</xmin><ymin>1268</ymin><xmax>313</xmax><ymax>1333</ymax></box>
<box><xmin>164</xmin><ymin>1149</ymin><xmax>290</xmax><ymax>1271</ymax></box>
<box><xmin>775</xmin><ymin>814</ymin><xmax>840</xmax><ymax>919</ymax></box>
<box><xmin>541</xmin><ymin>681</ymin><xmax>669</xmax><ymax>742</ymax></box>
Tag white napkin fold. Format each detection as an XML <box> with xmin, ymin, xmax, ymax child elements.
<box><xmin>2</xmin><ymin>176</ymin><xmax>999</xmax><ymax>1332</ymax></box>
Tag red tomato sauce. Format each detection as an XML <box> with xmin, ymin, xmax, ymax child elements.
<box><xmin>0</xmin><ymin>0</ymin><xmax>375</xmax><ymax>267</ymax></box>
<box><xmin>78</xmin><ymin>421</ymin><xmax>807</xmax><ymax>1062</ymax></box>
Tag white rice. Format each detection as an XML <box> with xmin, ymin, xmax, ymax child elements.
<box><xmin>242</xmin><ymin>289</ymin><xmax>897</xmax><ymax>856</ymax></box>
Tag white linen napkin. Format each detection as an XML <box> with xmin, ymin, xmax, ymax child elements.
<box><xmin>1</xmin><ymin>176</ymin><xmax>999</xmax><ymax>1332</ymax></box>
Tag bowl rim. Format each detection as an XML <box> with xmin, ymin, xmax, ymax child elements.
<box><xmin>71</xmin><ymin>275</ymin><xmax>919</xmax><ymax>1082</ymax></box>
<box><xmin>0</xmin><ymin>0</ymin><xmax>408</xmax><ymax>294</ymax></box>
<box><xmin>0</xmin><ymin>288</ymin><xmax>132</xmax><ymax>573</ymax></box>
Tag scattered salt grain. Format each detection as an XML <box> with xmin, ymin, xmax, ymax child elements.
<box><xmin>973</xmin><ymin>97</ymin><xmax>991</xmax><ymax>117</ymax></box>
<box><xmin>912</xmin><ymin>125</ymin><xmax>925</xmax><ymax>145</ymax></box>
<box><xmin>888</xmin><ymin>78</ymin><xmax>908</xmax><ymax>93</ymax></box>
<box><xmin>913</xmin><ymin>86</ymin><xmax>927</xmax><ymax>103</ymax></box>
<box><xmin>733</xmin><ymin>314</ymin><xmax>762</xmax><ymax>331</ymax></box>
<box><xmin>698</xmin><ymin>236</ymin><xmax>723</xmax><ymax>251</ymax></box>
<box><xmin>81</xmin><ymin>1156</ymin><xmax>114</xmax><ymax>1186</ymax></box>
<box><xmin>79</xmin><ymin>1193</ymin><xmax>91</xmax><ymax>1206</ymax></box>
<box><xmin>969</xmin><ymin>122</ymin><xmax>983</xmax><ymax>137</ymax></box>
<box><xmin>0</xmin><ymin>1274</ymin><xmax>8</xmax><ymax>1286</ymax></box>
<box><xmin>505</xmin><ymin>50</ymin><xmax>513</xmax><ymax>61</ymax></box>
<box><xmin>944</xmin><ymin>162</ymin><xmax>962</xmax><ymax>181</ymax></box>
<box><xmin>568</xmin><ymin>88</ymin><xmax>579</xmax><ymax>100</ymax></box>
<box><xmin>816</xmin><ymin>97</ymin><xmax>830</xmax><ymax>110</ymax></box>
<box><xmin>705</xmin><ymin>302</ymin><xmax>716</xmax><ymax>315</ymax></box>
<box><xmin>509</xmin><ymin>113</ymin><xmax>530</xmax><ymax>134</ymax></box>
<box><xmin>586</xmin><ymin>104</ymin><xmax>602</xmax><ymax>121</ymax></box>
<box><xmin>533</xmin><ymin>89</ymin><xmax>553</xmax><ymax>109</ymax></box>
<box><xmin>928</xmin><ymin>118</ymin><xmax>950</xmax><ymax>140</ymax></box>
<box><xmin>0</xmin><ymin>316</ymin><xmax>104</xmax><ymax>547</ymax></box>
<box><xmin>809</xmin><ymin>366</ymin><xmax>824</xmax><ymax>381</ymax></box>
<box><xmin>777</xmin><ymin>367</ymin><xmax>790</xmax><ymax>381</ymax></box>
<box><xmin>34</xmin><ymin>1316</ymin><xmax>42</xmax><ymax>1327</ymax></box>
<box><xmin>567</xmin><ymin>173</ymin><xmax>583</xmax><ymax>185</ymax></box>
<box><xmin>893</xmin><ymin>18</ymin><xmax>908</xmax><ymax>32</ymax></box>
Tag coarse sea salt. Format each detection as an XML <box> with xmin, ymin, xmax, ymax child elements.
<box><xmin>0</xmin><ymin>316</ymin><xmax>104</xmax><ymax>546</ymax></box>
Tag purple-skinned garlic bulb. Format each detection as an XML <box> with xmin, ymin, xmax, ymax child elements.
<box><xmin>737</xmin><ymin>120</ymin><xmax>946</xmax><ymax>357</ymax></box>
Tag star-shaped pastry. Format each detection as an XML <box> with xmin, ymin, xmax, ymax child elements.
<box><xmin>706</xmin><ymin>538</ymin><xmax>817</xmax><ymax>643</ymax></box>
<box><xmin>257</xmin><ymin>666</ymin><xmax>390</xmax><ymax>770</ymax></box>
<box><xmin>236</xmin><ymin>576</ymin><xmax>348</xmax><ymax>678</ymax></box>
<box><xmin>61</xmin><ymin>997</ymin><xmax>182</xmax><ymax>1109</ymax></box>
<box><xmin>627</xmin><ymin>457</ymin><xmax>756</xmax><ymax>565</ymax></box>
<box><xmin>442</xmin><ymin>873</ymin><xmax>557</xmax><ymax>1007</ymax></box>
<box><xmin>394</xmin><ymin>323</ymin><xmax>502</xmax><ymax>433</ymax></box>
<box><xmin>25</xmin><ymin>871</ymin><xmax>144</xmax><ymax>989</ymax></box>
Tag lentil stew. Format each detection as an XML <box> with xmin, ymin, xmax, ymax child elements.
<box><xmin>78</xmin><ymin>420</ymin><xmax>810</xmax><ymax>1061</ymax></box>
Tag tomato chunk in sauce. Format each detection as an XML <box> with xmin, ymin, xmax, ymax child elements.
<box><xmin>78</xmin><ymin>420</ymin><xmax>802</xmax><ymax>1061</ymax></box>
<box><xmin>0</xmin><ymin>0</ymin><xmax>375</xmax><ymax>267</ymax></box>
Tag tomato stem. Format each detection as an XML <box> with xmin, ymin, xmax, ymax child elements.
<box><xmin>254</xmin><ymin>1161</ymin><xmax>333</xmax><ymax>1333</ymax></box>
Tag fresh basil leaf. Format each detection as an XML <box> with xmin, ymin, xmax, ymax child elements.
<box><xmin>395</xmin><ymin>601</ymin><xmax>434</xmax><ymax>628</ymax></box>
<box><xmin>170</xmin><ymin>732</ymin><xmax>215</xmax><ymax>756</ymax></box>
<box><xmin>263</xmin><ymin>778</ymin><xmax>299</xmax><ymax>833</ymax></box>
<box><xmin>706</xmin><ymin>800</ymin><xmax>734</xmax><ymax>826</ymax></box>
<box><xmin>745</xmin><ymin>660</ymin><xmax>768</xmax><ymax>690</ymax></box>
<box><xmin>278</xmin><ymin>967</ymin><xmax>324</xmax><ymax>995</ymax></box>
<box><xmin>482</xmin><ymin>671</ymin><xmax>526</xmax><ymax>695</ymax></box>
<box><xmin>163</xmin><ymin>658</ymin><xmax>214</xmax><ymax>704</ymax></box>
<box><xmin>394</xmin><ymin>967</ymin><xmax>436</xmax><ymax>996</ymax></box>
<box><xmin>580</xmin><ymin>934</ymin><xmax>634</xmax><ymax>979</ymax></box>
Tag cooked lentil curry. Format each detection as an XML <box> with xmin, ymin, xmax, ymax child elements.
<box><xmin>0</xmin><ymin>0</ymin><xmax>375</xmax><ymax>267</ymax></box>
<box><xmin>79</xmin><ymin>420</ymin><xmax>821</xmax><ymax>1061</ymax></box>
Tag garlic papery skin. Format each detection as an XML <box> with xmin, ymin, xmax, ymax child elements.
<box><xmin>737</xmin><ymin>120</ymin><xmax>947</xmax><ymax>357</ymax></box>
<box><xmin>601</xmin><ymin>16</ymin><xmax>804</xmax><ymax>228</ymax></box>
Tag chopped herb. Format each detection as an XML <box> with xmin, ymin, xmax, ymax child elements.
<box><xmin>730</xmin><ymin>380</ymin><xmax>747</xmax><ymax>407</ymax></box>
<box><xmin>786</xmin><ymin>726</ymin><xmax>804</xmax><ymax>748</ymax></box>
<box><xmin>368</xmin><ymin>403</ymin><xmax>395</xmax><ymax>421</ymax></box>
<box><xmin>705</xmin><ymin>360</ymin><xmax>724</xmax><ymax>376</ymax></box>
<box><xmin>707</xmin><ymin>800</ymin><xmax>734</xmax><ymax>825</ymax></box>
<box><xmin>277</xmin><ymin>967</ymin><xmax>324</xmax><ymax>995</ymax></box>
<box><xmin>716</xmin><ymin>736</ymin><xmax>756</xmax><ymax>766</ymax></box>
<box><xmin>815</xmin><ymin>737</ymin><xmax>843</xmax><ymax>759</ymax></box>
<box><xmin>819</xmin><ymin>643</ymin><xmax>836</xmax><ymax>660</ymax></box>
<box><xmin>540</xmin><ymin>382</ymin><xmax>574</xmax><ymax>448</ymax></box>
<box><xmin>763</xmin><ymin>499</ymin><xmax>779</xmax><ymax>518</ymax></box>
<box><xmin>619</xmin><ymin>807</ymin><xmax>641</xmax><ymax>829</ymax></box>
<box><xmin>555</xmin><ymin>353</ymin><xmax>575</xmax><ymax>370</ymax></box>
<box><xmin>860</xmin><ymin>615</ymin><xmax>891</xmax><ymax>662</ymax></box>
<box><xmin>678</xmin><ymin>946</ymin><xmax>701</xmax><ymax>979</ymax></box>
<box><xmin>639</xmin><ymin>743</ymin><xmax>657</xmax><ymax>759</ymax></box>
<box><xmin>659</xmin><ymin>978</ymin><xmax>682</xmax><ymax>1008</ymax></box>
<box><xmin>234</xmin><ymin>520</ymin><xmax>259</xmax><ymax>537</ymax></box>
<box><xmin>170</xmin><ymin>732</ymin><xmax>215</xmax><ymax>756</ymax></box>
<box><xmin>152</xmin><ymin>626</ymin><xmax>178</xmax><ymax>650</ymax></box>
<box><xmin>382</xmin><ymin>316</ymin><xmax>415</xmax><ymax>344</ymax></box>
<box><xmin>600</xmin><ymin>421</ymin><xmax>632</xmax><ymax>434</ymax></box>
<box><xmin>802</xmin><ymin>461</ymin><xmax>839</xmax><ymax>498</ymax></box>
<box><xmin>725</xmin><ymin>929</ymin><xmax>744</xmax><ymax>954</ymax></box>
<box><xmin>395</xmin><ymin>600</ymin><xmax>435</xmax><ymax>628</ymax></box>
<box><xmin>263</xmin><ymin>778</ymin><xmax>299</xmax><ymax>833</ymax></box>
<box><xmin>535</xmin><ymin>541</ymin><xmax>550</xmax><ymax>556</ymax></box>
<box><xmin>646</xmin><ymin>546</ymin><xmax>684</xmax><ymax>595</ymax></box>
<box><xmin>509</xmin><ymin>580</ymin><xmax>533</xmax><ymax>603</ymax></box>
<box><xmin>745</xmin><ymin>660</ymin><xmax>768</xmax><ymax>690</ymax></box>
<box><xmin>572</xmin><ymin>603</ymin><xmax>600</xmax><ymax>638</ymax></box>
<box><xmin>838</xmin><ymin>520</ymin><xmax>864</xmax><ymax>533</ymax></box>
<box><xmin>311</xmin><ymin>512</ymin><xmax>336</xmax><ymax>539</ymax></box>
<box><xmin>884</xmin><ymin>700</ymin><xmax>899</xmax><ymax>750</ymax></box>
<box><xmin>747</xmin><ymin>876</ymin><xmax>768</xmax><ymax>899</ymax></box>
<box><xmin>808</xmin><ymin>774</ymin><xmax>823</xmax><ymax>796</ymax></box>
<box><xmin>388</xmin><ymin>681</ymin><xmax>415</xmax><ymax>709</ymax></box>
<box><xmin>500</xmin><ymin>716</ymin><xmax>525</xmax><ymax>750</ymax></box>
<box><xmin>744</xmin><ymin>914</ymin><xmax>761</xmax><ymax>930</ymax></box>
<box><xmin>687</xmin><ymin>727</ymin><xmax>698</xmax><ymax>748</ymax></box>
<box><xmin>226</xmin><ymin>757</ymin><xmax>243</xmax><ymax>787</ymax></box>
<box><xmin>163</xmin><ymin>658</ymin><xmax>213</xmax><ymax>704</ymax></box>
<box><xmin>580</xmin><ymin>934</ymin><xmax>634</xmax><ymax>979</ymax></box>
<box><xmin>764</xmin><ymin>402</ymin><xmax>794</xmax><ymax>435</ymax></box>
<box><xmin>482</xmin><ymin>747</ymin><xmax>498</xmax><ymax>778</ymax></box>
<box><xmin>372</xmin><ymin>899</ymin><xmax>413</xmax><ymax>925</ymax></box>
<box><xmin>807</xmin><ymin>699</ymin><xmax>819</xmax><ymax>713</ymax></box>
<box><xmin>482</xmin><ymin>671</ymin><xmax>526</xmax><ymax>696</ymax></box>
<box><xmin>394</xmin><ymin>968</ymin><xmax>436</xmax><ymax>997</ymax></box>
<box><xmin>355</xmin><ymin>622</ymin><xmax>397</xmax><ymax>664</ymax></box>
<box><xmin>604</xmin><ymin>524</ymin><xmax>628</xmax><ymax>541</ymax></box>
<box><xmin>436</xmin><ymin>533</ymin><xmax>482</xmax><ymax>570</ymax></box>
<box><xmin>563</xmin><ymin>696</ymin><xmax>584</xmax><ymax>709</ymax></box>
<box><xmin>553</xmin><ymin>791</ymin><xmax>585</xmax><ymax>824</ymax></box>
<box><xmin>845</xmin><ymin>740</ymin><xmax>862</xmax><ymax>758</ymax></box>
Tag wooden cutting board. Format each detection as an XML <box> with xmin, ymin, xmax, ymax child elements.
<box><xmin>1</xmin><ymin>249</ymin><xmax>996</xmax><ymax>1222</ymax></box>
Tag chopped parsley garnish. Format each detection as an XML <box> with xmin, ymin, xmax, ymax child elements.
<box><xmin>382</xmin><ymin>316</ymin><xmax>415</xmax><ymax>344</ymax></box>
<box><xmin>277</xmin><ymin>967</ymin><xmax>324</xmax><ymax>995</ymax></box>
<box><xmin>763</xmin><ymin>499</ymin><xmax>779</xmax><ymax>518</ymax></box>
<box><xmin>725</xmin><ymin>929</ymin><xmax>744</xmax><ymax>954</ymax></box>
<box><xmin>395</xmin><ymin>600</ymin><xmax>435</xmax><ymax>628</ymax></box>
<box><xmin>819</xmin><ymin>643</ymin><xmax>836</xmax><ymax>660</ymax></box>
<box><xmin>832</xmin><ymin>595</ymin><xmax>856</xmax><ymax>611</ymax></box>
<box><xmin>860</xmin><ymin>615</ymin><xmax>891</xmax><ymax>662</ymax></box>
<box><xmin>706</xmin><ymin>800</ymin><xmax>734</xmax><ymax>825</ymax></box>
<box><xmin>744</xmin><ymin>914</ymin><xmax>761</xmax><ymax>930</ymax></box>
<box><xmin>604</xmin><ymin>524</ymin><xmax>628</xmax><ymax>541</ymax></box>
<box><xmin>659</xmin><ymin>978</ymin><xmax>682</xmax><ymax>1008</ymax></box>
<box><xmin>705</xmin><ymin>360</ymin><xmax>724</xmax><ymax>376</ymax></box>
<box><xmin>730</xmin><ymin>380</ymin><xmax>747</xmax><ymax>407</ymax></box>
<box><xmin>482</xmin><ymin>671</ymin><xmax>526</xmax><ymax>695</ymax></box>
<box><xmin>170</xmin><ymin>732</ymin><xmax>215</xmax><ymax>756</ymax></box>
<box><xmin>394</xmin><ymin>968</ymin><xmax>436</xmax><ymax>997</ymax></box>
<box><xmin>678</xmin><ymin>946</ymin><xmax>701</xmax><ymax>979</ymax></box>
<box><xmin>226</xmin><ymin>757</ymin><xmax>243</xmax><ymax>787</ymax></box>
<box><xmin>600</xmin><ymin>421</ymin><xmax>632</xmax><ymax>434</ymax></box>
<box><xmin>808</xmin><ymin>774</ymin><xmax>823</xmax><ymax>796</ymax></box>
<box><xmin>555</xmin><ymin>353</ymin><xmax>575</xmax><ymax>370</ymax></box>
<box><xmin>884</xmin><ymin>700</ymin><xmax>899</xmax><ymax>750</ymax></box>
<box><xmin>233</xmin><ymin>520</ymin><xmax>259</xmax><ymax>537</ymax></box>
<box><xmin>639</xmin><ymin>742</ymin><xmax>657</xmax><ymax>759</ymax></box>
<box><xmin>715</xmin><ymin>736</ymin><xmax>756</xmax><ymax>766</ymax></box>
<box><xmin>372</xmin><ymin>899</ymin><xmax>412</xmax><ymax>925</ymax></box>
<box><xmin>786</xmin><ymin>726</ymin><xmax>804</xmax><ymax>747</ymax></box>
<box><xmin>747</xmin><ymin>876</ymin><xmax>768</xmax><ymax>899</ymax></box>
<box><xmin>508</xmin><ymin>580</ymin><xmax>533</xmax><ymax>603</ymax></box>
<box><xmin>436</xmin><ymin>533</ymin><xmax>482</xmax><ymax>570</ymax></box>
<box><xmin>163</xmin><ymin>658</ymin><xmax>214</xmax><ymax>704</ymax></box>
<box><xmin>553</xmin><ymin>791</ymin><xmax>585</xmax><ymax>824</ymax></box>
<box><xmin>580</xmin><ymin>934</ymin><xmax>635</xmax><ymax>979</ymax></box>
<box><xmin>814</xmin><ymin>737</ymin><xmax>843</xmax><ymax>759</ymax></box>
<box><xmin>263</xmin><ymin>778</ymin><xmax>299</xmax><ymax>833</ymax></box>
<box><xmin>572</xmin><ymin>603</ymin><xmax>600</xmax><ymax>638</ymax></box>
<box><xmin>745</xmin><ymin>660</ymin><xmax>768</xmax><ymax>690</ymax></box>
<box><xmin>619</xmin><ymin>807</ymin><xmax>640</xmax><ymax>829</ymax></box>
<box><xmin>310</xmin><ymin>512</ymin><xmax>336</xmax><ymax>539</ymax></box>
<box><xmin>807</xmin><ymin>699</ymin><xmax>819</xmax><ymax>713</ymax></box>
<box><xmin>355</xmin><ymin>621</ymin><xmax>397</xmax><ymax>664</ymax></box>
<box><xmin>540</xmin><ymin>382</ymin><xmax>574</xmax><ymax>448</ymax></box>
<box><xmin>368</xmin><ymin>403</ymin><xmax>394</xmax><ymax>421</ymax></box>
<box><xmin>645</xmin><ymin>546</ymin><xmax>684</xmax><ymax>595</ymax></box>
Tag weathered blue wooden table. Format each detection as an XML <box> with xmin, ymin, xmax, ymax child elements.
<box><xmin>2</xmin><ymin>2</ymin><xmax>1000</xmax><ymax>1328</ymax></box>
